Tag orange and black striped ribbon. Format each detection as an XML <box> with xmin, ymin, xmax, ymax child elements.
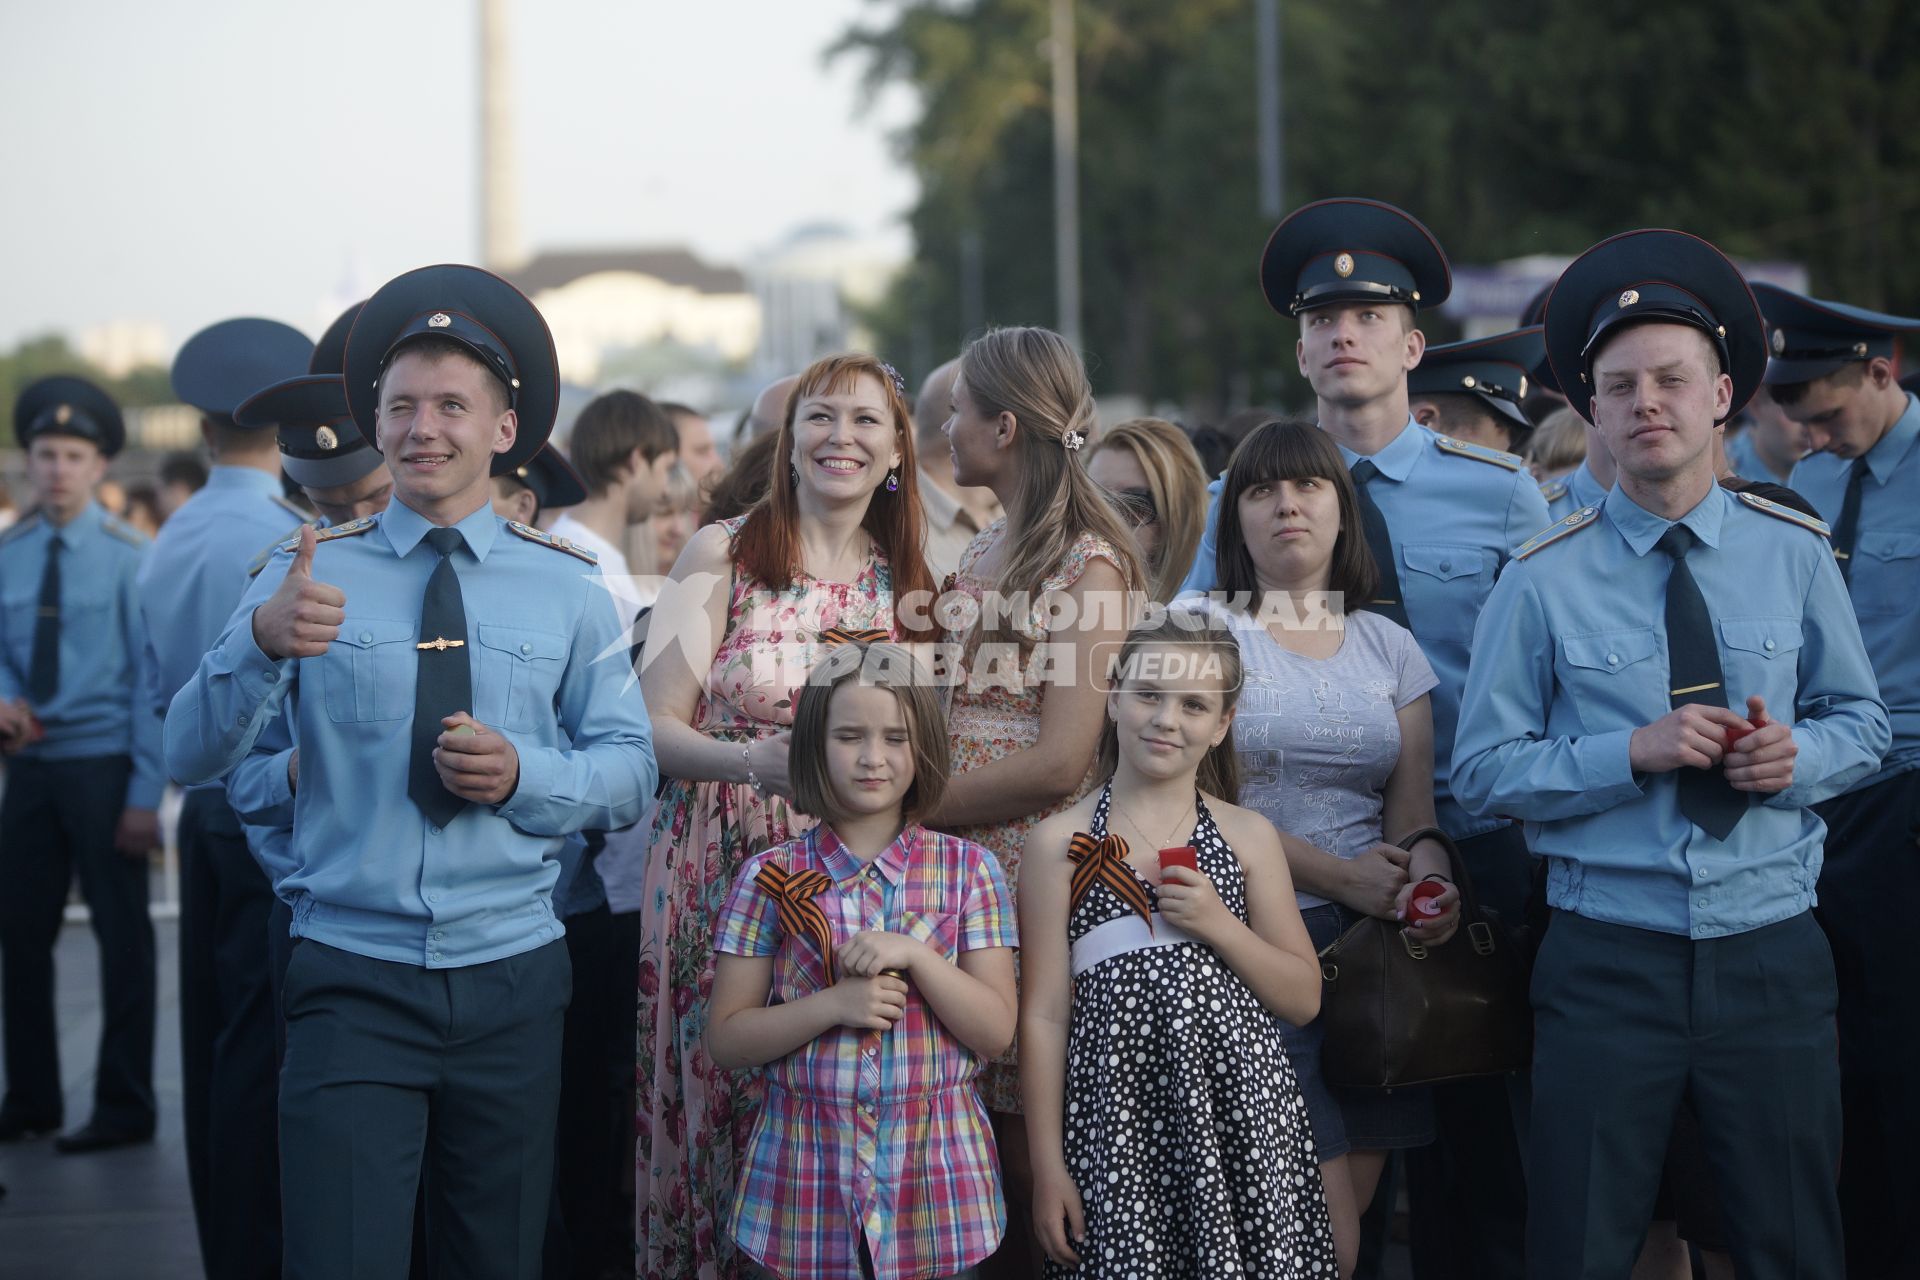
<box><xmin>755</xmin><ymin>864</ymin><xmax>838</xmax><ymax>981</ymax></box>
<box><xmin>820</xmin><ymin>626</ymin><xmax>889</xmax><ymax>647</ymax></box>
<box><xmin>1067</xmin><ymin>831</ymin><xmax>1154</xmax><ymax>930</ymax></box>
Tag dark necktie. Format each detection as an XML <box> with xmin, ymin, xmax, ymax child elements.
<box><xmin>408</xmin><ymin>528</ymin><xmax>473</xmax><ymax>827</ymax></box>
<box><xmin>1348</xmin><ymin>459</ymin><xmax>1409</xmax><ymax>626</ymax></box>
<box><xmin>1657</xmin><ymin>525</ymin><xmax>1748</xmax><ymax>840</ymax></box>
<box><xmin>1829</xmin><ymin>457</ymin><xmax>1869</xmax><ymax>583</ymax></box>
<box><xmin>28</xmin><ymin>536</ymin><xmax>61</xmax><ymax>705</ymax></box>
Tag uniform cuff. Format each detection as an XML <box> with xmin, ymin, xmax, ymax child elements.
<box><xmin>228</xmin><ymin>617</ymin><xmax>296</xmax><ymax>711</ymax></box>
<box><xmin>496</xmin><ymin>732</ymin><xmax>552</xmax><ymax>823</ymax></box>
<box><xmin>1580</xmin><ymin>728</ymin><xmax>1643</xmax><ymax>800</ymax></box>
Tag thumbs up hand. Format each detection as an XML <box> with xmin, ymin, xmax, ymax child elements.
<box><xmin>251</xmin><ymin>524</ymin><xmax>348</xmax><ymax>660</ymax></box>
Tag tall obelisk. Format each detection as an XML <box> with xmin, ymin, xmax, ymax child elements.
<box><xmin>478</xmin><ymin>0</ymin><xmax>525</xmax><ymax>271</ymax></box>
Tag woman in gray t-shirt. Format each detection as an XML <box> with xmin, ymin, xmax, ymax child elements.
<box><xmin>1193</xmin><ymin>419</ymin><xmax>1463</xmax><ymax>1278</ymax></box>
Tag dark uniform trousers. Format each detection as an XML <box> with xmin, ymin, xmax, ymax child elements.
<box><xmin>178</xmin><ymin>785</ymin><xmax>282</xmax><ymax>1279</ymax></box>
<box><xmin>280</xmin><ymin>937</ymin><xmax>570</xmax><ymax>1280</ymax></box>
<box><xmin>1527</xmin><ymin>908</ymin><xmax>1843</xmax><ymax>1279</ymax></box>
<box><xmin>1812</xmin><ymin>768</ymin><xmax>1920</xmax><ymax>1280</ymax></box>
<box><xmin>0</xmin><ymin>754</ymin><xmax>154</xmax><ymax>1132</ymax></box>
<box><xmin>1399</xmin><ymin>822</ymin><xmax>1530</xmax><ymax>1280</ymax></box>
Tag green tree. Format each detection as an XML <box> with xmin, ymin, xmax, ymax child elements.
<box><xmin>0</xmin><ymin>333</ymin><xmax>175</xmax><ymax>447</ymax></box>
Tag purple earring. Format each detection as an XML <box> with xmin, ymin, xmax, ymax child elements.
<box><xmin>885</xmin><ymin>469</ymin><xmax>899</xmax><ymax>493</ymax></box>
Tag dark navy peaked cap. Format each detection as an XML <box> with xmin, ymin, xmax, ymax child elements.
<box><xmin>1408</xmin><ymin>326</ymin><xmax>1545</xmax><ymax>430</ymax></box>
<box><xmin>170</xmin><ymin>318</ymin><xmax>314</xmax><ymax>421</ymax></box>
<box><xmin>311</xmin><ymin>302</ymin><xmax>364</xmax><ymax>377</ymax></box>
<box><xmin>235</xmin><ymin>374</ymin><xmax>380</xmax><ymax>489</ymax></box>
<box><xmin>1543</xmin><ymin>229</ymin><xmax>1764</xmax><ymax>424</ymax></box>
<box><xmin>14</xmin><ymin>375</ymin><xmax>126</xmax><ymax>456</ymax></box>
<box><xmin>343</xmin><ymin>264</ymin><xmax>558</xmax><ymax>476</ymax></box>
<box><xmin>1749</xmin><ymin>283</ymin><xmax>1920</xmax><ymax>386</ymax></box>
<box><xmin>1259</xmin><ymin>198</ymin><xmax>1451</xmax><ymax>318</ymax></box>
<box><xmin>501</xmin><ymin>445</ymin><xmax>588</xmax><ymax>514</ymax></box>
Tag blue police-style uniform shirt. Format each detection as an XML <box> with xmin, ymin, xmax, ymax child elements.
<box><xmin>165</xmin><ymin>496</ymin><xmax>658</xmax><ymax>968</ymax></box>
<box><xmin>138</xmin><ymin>465</ymin><xmax>308</xmax><ymax>789</ymax></box>
<box><xmin>1541</xmin><ymin>458</ymin><xmax>1609</xmax><ymax>523</ymax></box>
<box><xmin>1182</xmin><ymin>419</ymin><xmax>1551</xmax><ymax>837</ymax></box>
<box><xmin>1789</xmin><ymin>391</ymin><xmax>1920</xmax><ymax>789</ymax></box>
<box><xmin>0</xmin><ymin>503</ymin><xmax>165</xmax><ymax>809</ymax></box>
<box><xmin>1724</xmin><ymin>428</ymin><xmax>1790</xmax><ymax>485</ymax></box>
<box><xmin>1453</xmin><ymin>483</ymin><xmax>1888</xmax><ymax>939</ymax></box>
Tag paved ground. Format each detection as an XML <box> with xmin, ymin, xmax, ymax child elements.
<box><xmin>0</xmin><ymin>904</ymin><xmax>1414</xmax><ymax>1279</ymax></box>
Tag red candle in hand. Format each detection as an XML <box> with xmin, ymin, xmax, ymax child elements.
<box><xmin>1407</xmin><ymin>880</ymin><xmax>1448</xmax><ymax>921</ymax></box>
<box><xmin>1725</xmin><ymin>718</ymin><xmax>1761</xmax><ymax>751</ymax></box>
<box><xmin>1158</xmin><ymin>846</ymin><xmax>1199</xmax><ymax>875</ymax></box>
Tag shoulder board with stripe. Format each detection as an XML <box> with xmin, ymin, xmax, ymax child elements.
<box><xmin>101</xmin><ymin>514</ymin><xmax>148</xmax><ymax>546</ymax></box>
<box><xmin>0</xmin><ymin>512</ymin><xmax>46</xmax><ymax>547</ymax></box>
<box><xmin>249</xmin><ymin>523</ymin><xmax>311</xmax><ymax>577</ymax></box>
<box><xmin>274</xmin><ymin>514</ymin><xmax>373</xmax><ymax>554</ymax></box>
<box><xmin>270</xmin><ymin>494</ymin><xmax>311</xmax><ymax>521</ymax></box>
<box><xmin>1735</xmin><ymin>490</ymin><xmax>1831</xmax><ymax>538</ymax></box>
<box><xmin>1433</xmin><ymin>434</ymin><xmax>1526</xmax><ymax>472</ymax></box>
<box><xmin>1538</xmin><ymin>478</ymin><xmax>1569</xmax><ymax>504</ymax></box>
<box><xmin>506</xmin><ymin>520</ymin><xmax>598</xmax><ymax>564</ymax></box>
<box><xmin>1513</xmin><ymin>506</ymin><xmax>1600</xmax><ymax>560</ymax></box>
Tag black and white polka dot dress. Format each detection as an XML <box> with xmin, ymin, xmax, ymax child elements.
<box><xmin>1050</xmin><ymin>785</ymin><xmax>1335</xmax><ymax>1279</ymax></box>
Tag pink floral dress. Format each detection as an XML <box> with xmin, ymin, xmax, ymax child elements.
<box><xmin>941</xmin><ymin>518</ymin><xmax>1124</xmax><ymax>1113</ymax></box>
<box><xmin>637</xmin><ymin>516</ymin><xmax>897</xmax><ymax>1280</ymax></box>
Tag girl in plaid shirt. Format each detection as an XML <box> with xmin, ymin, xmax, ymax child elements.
<box><xmin>707</xmin><ymin>643</ymin><xmax>1019</xmax><ymax>1280</ymax></box>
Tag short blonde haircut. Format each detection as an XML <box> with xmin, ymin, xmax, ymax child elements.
<box><xmin>789</xmin><ymin>643</ymin><xmax>951</xmax><ymax>828</ymax></box>
<box><xmin>1090</xmin><ymin>418</ymin><xmax>1210</xmax><ymax>604</ymax></box>
<box><xmin>1525</xmin><ymin>405</ymin><xmax>1588</xmax><ymax>477</ymax></box>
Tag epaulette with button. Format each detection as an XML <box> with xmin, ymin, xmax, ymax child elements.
<box><xmin>1434</xmin><ymin>434</ymin><xmax>1526</xmax><ymax>472</ymax></box>
<box><xmin>0</xmin><ymin>512</ymin><xmax>46</xmax><ymax>546</ymax></box>
<box><xmin>274</xmin><ymin>514</ymin><xmax>373</xmax><ymax>554</ymax></box>
<box><xmin>1513</xmin><ymin>506</ymin><xmax>1600</xmax><ymax>560</ymax></box>
<box><xmin>101</xmin><ymin>514</ymin><xmax>149</xmax><ymax>547</ymax></box>
<box><xmin>270</xmin><ymin>494</ymin><xmax>311</xmax><ymax>521</ymax></box>
<box><xmin>505</xmin><ymin>520</ymin><xmax>597</xmax><ymax>565</ymax></box>
<box><xmin>1735</xmin><ymin>489</ymin><xmax>1831</xmax><ymax>538</ymax></box>
<box><xmin>1538</xmin><ymin>477</ymin><xmax>1569</xmax><ymax>504</ymax></box>
<box><xmin>250</xmin><ymin>523</ymin><xmax>312</xmax><ymax>577</ymax></box>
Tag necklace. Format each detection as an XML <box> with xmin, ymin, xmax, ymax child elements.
<box><xmin>1111</xmin><ymin>793</ymin><xmax>1195</xmax><ymax>854</ymax></box>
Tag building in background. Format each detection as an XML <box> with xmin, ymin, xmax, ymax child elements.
<box><xmin>750</xmin><ymin>223</ymin><xmax>903</xmax><ymax>380</ymax></box>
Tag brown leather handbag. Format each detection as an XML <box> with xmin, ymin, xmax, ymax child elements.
<box><xmin>1314</xmin><ymin>826</ymin><xmax>1532</xmax><ymax>1089</ymax></box>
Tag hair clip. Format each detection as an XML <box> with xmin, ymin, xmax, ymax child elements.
<box><xmin>1062</xmin><ymin>428</ymin><xmax>1087</xmax><ymax>452</ymax></box>
<box><xmin>879</xmin><ymin>362</ymin><xmax>908</xmax><ymax>399</ymax></box>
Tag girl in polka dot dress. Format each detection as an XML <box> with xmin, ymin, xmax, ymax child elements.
<box><xmin>1019</xmin><ymin>617</ymin><xmax>1336</xmax><ymax>1277</ymax></box>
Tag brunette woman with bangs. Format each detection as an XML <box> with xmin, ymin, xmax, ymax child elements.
<box><xmin>1204</xmin><ymin>419</ymin><xmax>1462</xmax><ymax>1277</ymax></box>
<box><xmin>931</xmin><ymin>325</ymin><xmax>1144</xmax><ymax>1276</ymax></box>
<box><xmin>635</xmin><ymin>353</ymin><xmax>934</xmax><ymax>1280</ymax></box>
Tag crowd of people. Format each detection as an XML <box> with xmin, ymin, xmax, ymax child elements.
<box><xmin>0</xmin><ymin>195</ymin><xmax>1915</xmax><ymax>1280</ymax></box>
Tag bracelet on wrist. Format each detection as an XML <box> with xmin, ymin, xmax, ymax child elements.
<box><xmin>742</xmin><ymin>742</ymin><xmax>765</xmax><ymax>797</ymax></box>
<box><xmin>1419</xmin><ymin>872</ymin><xmax>1454</xmax><ymax>885</ymax></box>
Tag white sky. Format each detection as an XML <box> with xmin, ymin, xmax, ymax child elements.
<box><xmin>0</xmin><ymin>0</ymin><xmax>918</xmax><ymax>354</ymax></box>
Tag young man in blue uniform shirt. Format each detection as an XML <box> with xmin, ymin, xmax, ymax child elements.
<box><xmin>1185</xmin><ymin>198</ymin><xmax>1549</xmax><ymax>1278</ymax></box>
<box><xmin>141</xmin><ymin>314</ymin><xmax>313</xmax><ymax>1278</ymax></box>
<box><xmin>0</xmin><ymin>377</ymin><xmax>162</xmax><ymax>1153</ymax></box>
<box><xmin>1752</xmin><ymin>282</ymin><xmax>1920</xmax><ymax>1278</ymax></box>
<box><xmin>166</xmin><ymin>265</ymin><xmax>657</xmax><ymax>1280</ymax></box>
<box><xmin>1455</xmin><ymin>230</ymin><xmax>1888</xmax><ymax>1278</ymax></box>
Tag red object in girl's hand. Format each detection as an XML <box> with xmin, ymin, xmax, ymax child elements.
<box><xmin>1407</xmin><ymin>880</ymin><xmax>1448</xmax><ymax>921</ymax></box>
<box><xmin>1724</xmin><ymin>718</ymin><xmax>1762</xmax><ymax>751</ymax></box>
<box><xmin>1158</xmin><ymin>846</ymin><xmax>1199</xmax><ymax>875</ymax></box>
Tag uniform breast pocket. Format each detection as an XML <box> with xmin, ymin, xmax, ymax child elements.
<box><xmin>1558</xmin><ymin>627</ymin><xmax>1661</xmax><ymax>727</ymax></box>
<box><xmin>1718</xmin><ymin>617</ymin><xmax>1803</xmax><ymax>710</ymax></box>
<box><xmin>1399</xmin><ymin>543</ymin><xmax>1490</xmax><ymax>637</ymax></box>
<box><xmin>473</xmin><ymin>625</ymin><xmax>568</xmax><ymax>733</ymax></box>
<box><xmin>1851</xmin><ymin>530</ymin><xmax>1920</xmax><ymax>617</ymax></box>
<box><xmin>320</xmin><ymin>617</ymin><xmax>418</xmax><ymax>723</ymax></box>
<box><xmin>2</xmin><ymin>591</ymin><xmax>41</xmax><ymax>670</ymax></box>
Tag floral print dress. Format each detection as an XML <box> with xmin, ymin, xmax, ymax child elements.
<box><xmin>942</xmin><ymin>518</ymin><xmax>1124</xmax><ymax>1113</ymax></box>
<box><xmin>637</xmin><ymin>516</ymin><xmax>897</xmax><ymax>1280</ymax></box>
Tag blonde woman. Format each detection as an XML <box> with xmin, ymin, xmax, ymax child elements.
<box><xmin>1086</xmin><ymin>417</ymin><xmax>1209</xmax><ymax>603</ymax></box>
<box><xmin>932</xmin><ymin>325</ymin><xmax>1145</xmax><ymax>1276</ymax></box>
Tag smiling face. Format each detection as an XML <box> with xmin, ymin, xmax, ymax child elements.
<box><xmin>1107</xmin><ymin>642</ymin><xmax>1236</xmax><ymax>781</ymax></box>
<box><xmin>1588</xmin><ymin>322</ymin><xmax>1730</xmax><ymax>485</ymax></box>
<box><xmin>1296</xmin><ymin>301</ymin><xmax>1425</xmax><ymax>408</ymax></box>
<box><xmin>822</xmin><ymin>681</ymin><xmax>918</xmax><ymax>823</ymax></box>
<box><xmin>376</xmin><ymin>347</ymin><xmax>517</xmax><ymax>520</ymax></box>
<box><xmin>1235</xmin><ymin>472</ymin><xmax>1343</xmax><ymax>592</ymax></box>
<box><xmin>788</xmin><ymin>372</ymin><xmax>902</xmax><ymax>507</ymax></box>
